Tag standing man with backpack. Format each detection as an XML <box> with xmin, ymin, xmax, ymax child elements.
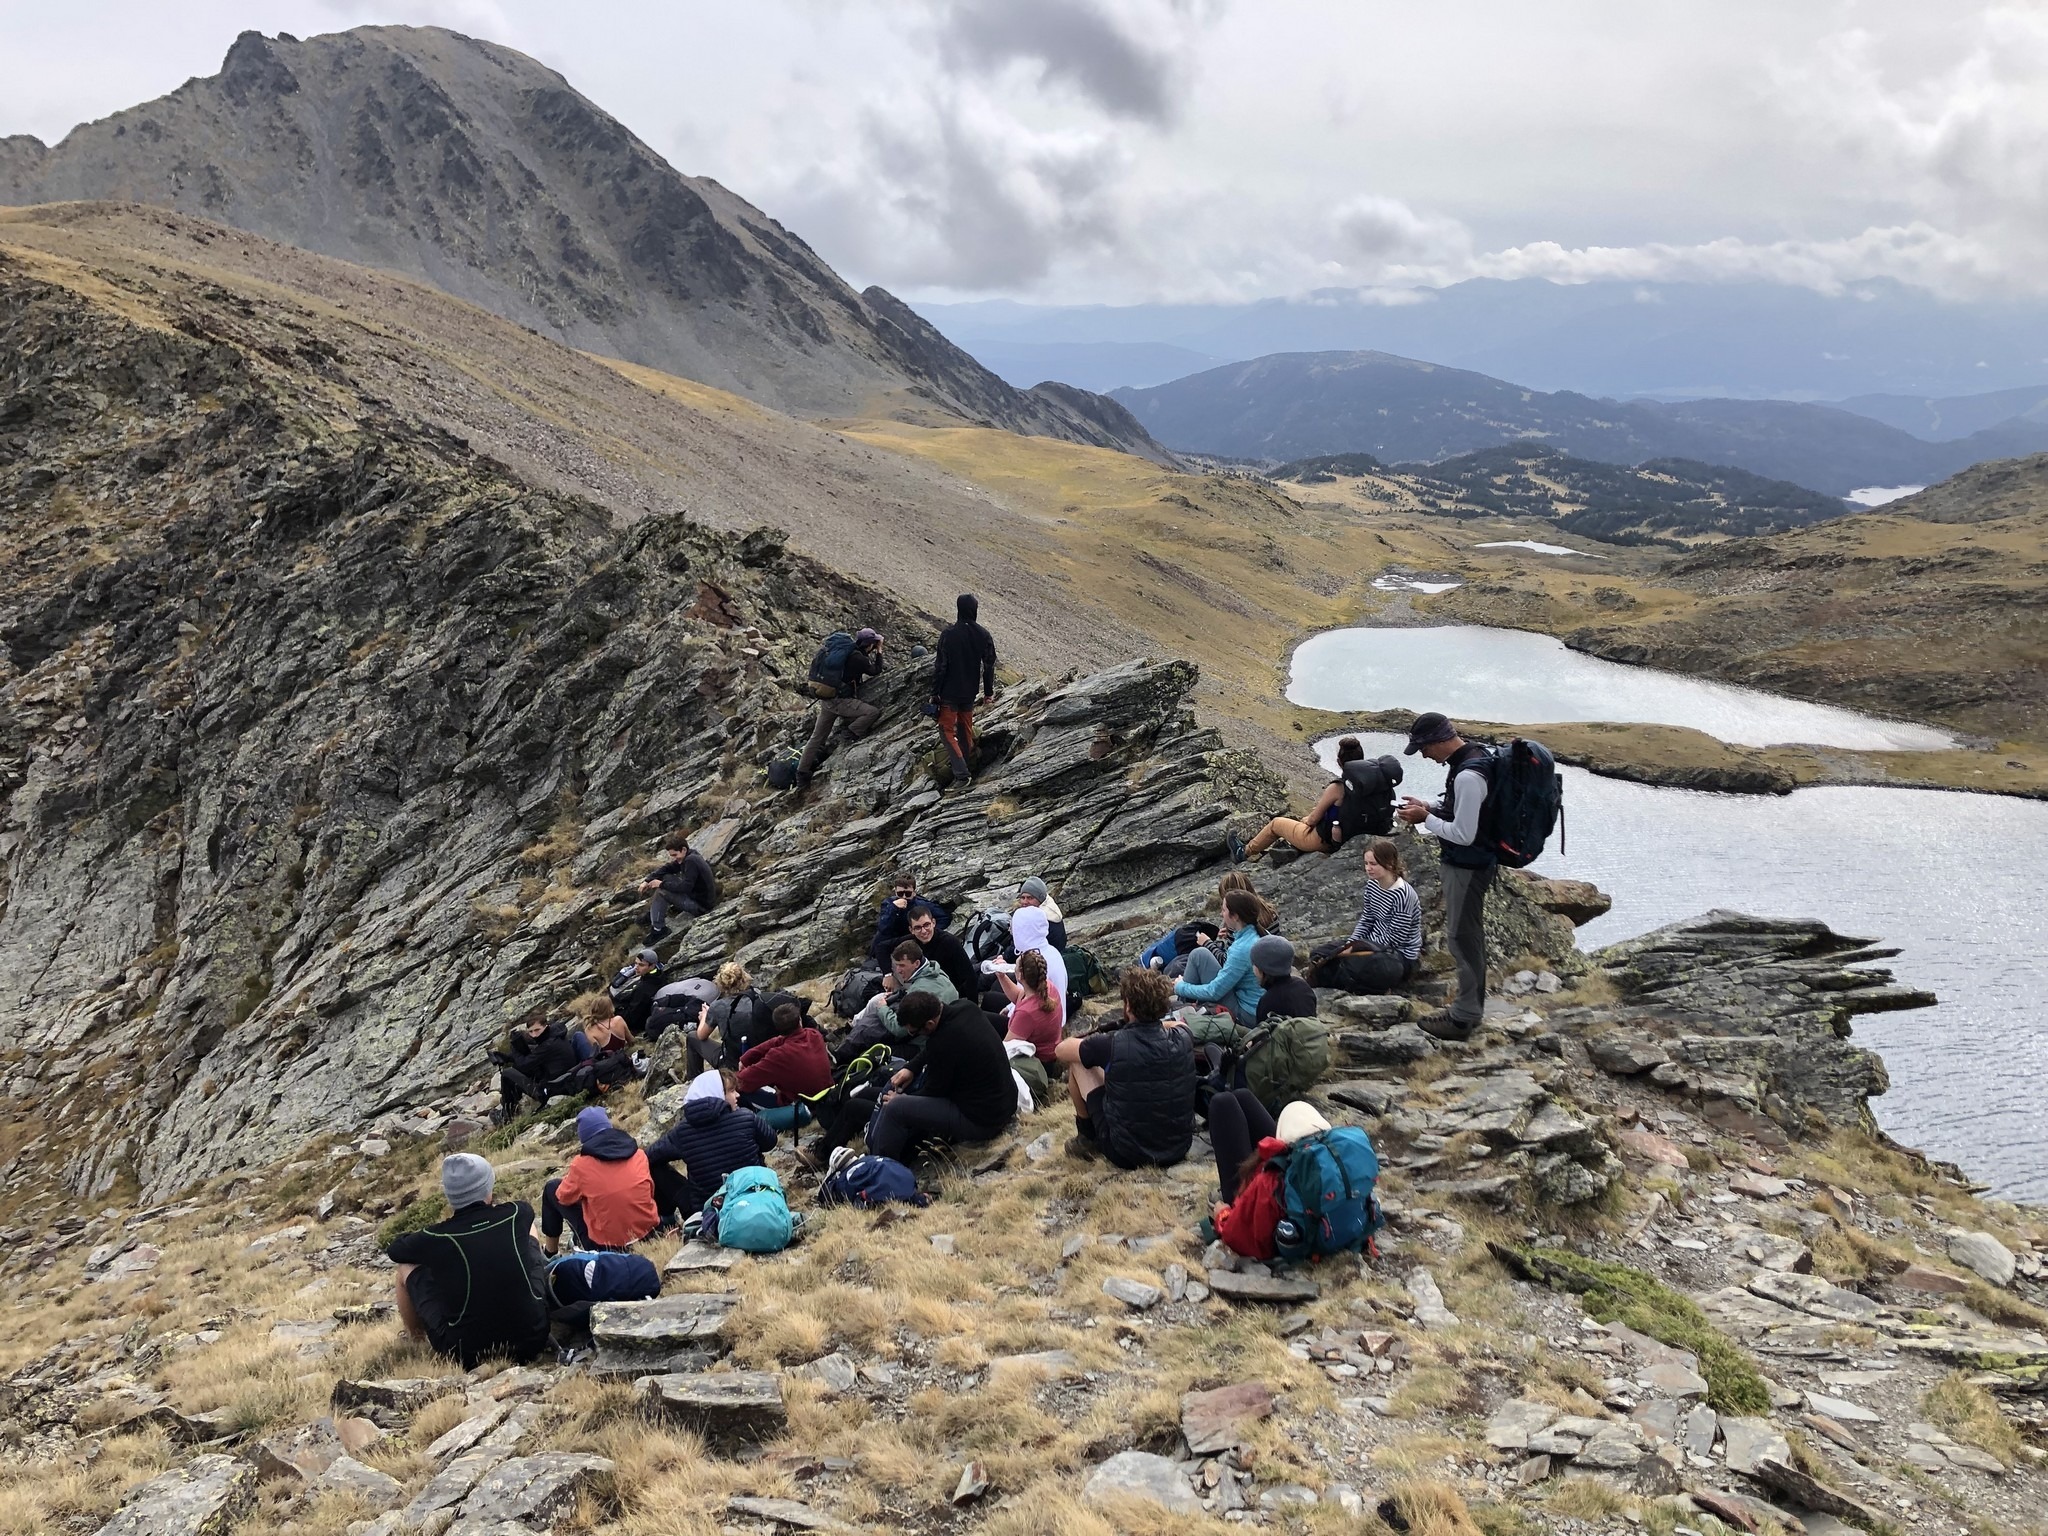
<box><xmin>799</xmin><ymin>627</ymin><xmax>886</xmax><ymax>789</ymax></box>
<box><xmin>932</xmin><ymin>594</ymin><xmax>997</xmax><ymax>787</ymax></box>
<box><xmin>1398</xmin><ymin>713</ymin><xmax>1494</xmax><ymax>1041</ymax></box>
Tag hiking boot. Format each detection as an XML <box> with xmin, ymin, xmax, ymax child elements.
<box><xmin>1227</xmin><ymin>833</ymin><xmax>1248</xmax><ymax>864</ymax></box>
<box><xmin>793</xmin><ymin>1145</ymin><xmax>825</xmax><ymax>1174</ymax></box>
<box><xmin>1417</xmin><ymin>1010</ymin><xmax>1477</xmax><ymax>1042</ymax></box>
<box><xmin>947</xmin><ymin>750</ymin><xmax>972</xmax><ymax>786</ymax></box>
<box><xmin>1064</xmin><ymin>1134</ymin><xmax>1104</xmax><ymax>1162</ymax></box>
<box><xmin>648</xmin><ymin>923</ymin><xmax>670</xmax><ymax>941</ymax></box>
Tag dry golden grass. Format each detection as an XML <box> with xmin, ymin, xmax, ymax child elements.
<box><xmin>1923</xmin><ymin>1373</ymin><xmax>2026</xmax><ymax>1468</ymax></box>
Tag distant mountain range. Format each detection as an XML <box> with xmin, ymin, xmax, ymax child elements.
<box><xmin>1275</xmin><ymin>444</ymin><xmax>1847</xmax><ymax>542</ymax></box>
<box><xmin>0</xmin><ymin>27</ymin><xmax>1167</xmax><ymax>461</ymax></box>
<box><xmin>921</xmin><ymin>279</ymin><xmax>2048</xmax><ymax>402</ymax></box>
<box><xmin>1108</xmin><ymin>351</ymin><xmax>2048</xmax><ymax>495</ymax></box>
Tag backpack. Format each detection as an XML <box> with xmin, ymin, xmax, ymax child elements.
<box><xmin>1060</xmin><ymin>945</ymin><xmax>1102</xmax><ymax>1000</ymax></box>
<box><xmin>803</xmin><ymin>1044</ymin><xmax>895</xmax><ymax>1123</ymax></box>
<box><xmin>1338</xmin><ymin>755</ymin><xmax>1403</xmax><ymax>839</ymax></box>
<box><xmin>818</xmin><ymin>1154</ymin><xmax>929</xmax><ymax>1209</ymax></box>
<box><xmin>830</xmin><ymin>967</ymin><xmax>887</xmax><ymax>1021</ymax></box>
<box><xmin>545</xmin><ymin>1251</ymin><xmax>661</xmax><ymax>1306</ymax></box>
<box><xmin>1243</xmin><ymin>1015</ymin><xmax>1331</xmax><ymax>1109</ymax></box>
<box><xmin>961</xmin><ymin>910</ymin><xmax>1011</xmax><ymax>965</ymax></box>
<box><xmin>1470</xmin><ymin>739</ymin><xmax>1564</xmax><ymax>868</ymax></box>
<box><xmin>706</xmin><ymin>1166</ymin><xmax>796</xmax><ymax>1253</ymax></box>
<box><xmin>805</xmin><ymin>632</ymin><xmax>859</xmax><ymax>699</ymax></box>
<box><xmin>1273</xmin><ymin>1127</ymin><xmax>1383</xmax><ymax>1261</ymax></box>
<box><xmin>766</xmin><ymin>757</ymin><xmax>800</xmax><ymax>791</ymax></box>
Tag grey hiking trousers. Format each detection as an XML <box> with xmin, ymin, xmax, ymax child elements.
<box><xmin>800</xmin><ymin>695</ymin><xmax>880</xmax><ymax>774</ymax></box>
<box><xmin>1440</xmin><ymin>861</ymin><xmax>1495</xmax><ymax>1025</ymax></box>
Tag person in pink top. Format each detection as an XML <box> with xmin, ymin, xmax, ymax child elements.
<box><xmin>998</xmin><ymin>949</ymin><xmax>1063</xmax><ymax>1062</ymax></box>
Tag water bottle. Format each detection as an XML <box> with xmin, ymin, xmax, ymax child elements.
<box><xmin>1273</xmin><ymin>1218</ymin><xmax>1303</xmax><ymax>1252</ymax></box>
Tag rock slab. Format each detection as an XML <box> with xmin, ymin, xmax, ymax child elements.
<box><xmin>1081</xmin><ymin>1451</ymin><xmax>1201</xmax><ymax>1516</ymax></box>
<box><xmin>1949</xmin><ymin>1231</ymin><xmax>2017</xmax><ymax>1288</ymax></box>
<box><xmin>726</xmin><ymin>1496</ymin><xmax>861</xmax><ymax>1533</ymax></box>
<box><xmin>642</xmin><ymin>1372</ymin><xmax>787</xmax><ymax>1443</ymax></box>
<box><xmin>459</xmin><ymin>1453</ymin><xmax>616</xmax><ymax>1527</ymax></box>
<box><xmin>1181</xmin><ymin>1382</ymin><xmax>1275</xmax><ymax>1455</ymax></box>
<box><xmin>94</xmin><ymin>1454</ymin><xmax>255</xmax><ymax>1536</ymax></box>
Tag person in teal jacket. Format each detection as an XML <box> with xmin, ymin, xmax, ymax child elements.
<box><xmin>1173</xmin><ymin>890</ymin><xmax>1267</xmax><ymax>1027</ymax></box>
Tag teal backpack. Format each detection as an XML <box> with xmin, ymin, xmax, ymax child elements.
<box><xmin>708</xmin><ymin>1166</ymin><xmax>797</xmax><ymax>1253</ymax></box>
<box><xmin>1274</xmin><ymin>1127</ymin><xmax>1383</xmax><ymax>1262</ymax></box>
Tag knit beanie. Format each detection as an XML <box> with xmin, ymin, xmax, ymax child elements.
<box><xmin>1250</xmin><ymin>934</ymin><xmax>1296</xmax><ymax>977</ymax></box>
<box><xmin>1018</xmin><ymin>876</ymin><xmax>1049</xmax><ymax>902</ymax></box>
<box><xmin>441</xmin><ymin>1152</ymin><xmax>496</xmax><ymax>1208</ymax></box>
<box><xmin>575</xmin><ymin>1107</ymin><xmax>612</xmax><ymax>1146</ymax></box>
<box><xmin>1275</xmin><ymin>1103</ymin><xmax>1331</xmax><ymax>1144</ymax></box>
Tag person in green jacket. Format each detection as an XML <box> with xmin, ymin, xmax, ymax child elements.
<box><xmin>1172</xmin><ymin>890</ymin><xmax>1267</xmax><ymax>1028</ymax></box>
<box><xmin>839</xmin><ymin>939</ymin><xmax>961</xmax><ymax>1058</ymax></box>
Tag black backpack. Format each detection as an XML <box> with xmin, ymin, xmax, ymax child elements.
<box><xmin>1338</xmin><ymin>755</ymin><xmax>1403</xmax><ymax>838</ymax></box>
<box><xmin>830</xmin><ymin>966</ymin><xmax>887</xmax><ymax>1021</ymax></box>
<box><xmin>1470</xmin><ymin>739</ymin><xmax>1564</xmax><ymax>868</ymax></box>
<box><xmin>805</xmin><ymin>632</ymin><xmax>859</xmax><ymax>699</ymax></box>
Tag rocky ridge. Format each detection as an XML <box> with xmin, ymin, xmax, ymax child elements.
<box><xmin>0</xmin><ymin>26</ymin><xmax>1171</xmax><ymax>461</ymax></box>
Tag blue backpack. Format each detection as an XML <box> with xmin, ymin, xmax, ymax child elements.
<box><xmin>1274</xmin><ymin>1127</ymin><xmax>1383</xmax><ymax>1262</ymax></box>
<box><xmin>706</xmin><ymin>1166</ymin><xmax>796</xmax><ymax>1253</ymax></box>
<box><xmin>806</xmin><ymin>632</ymin><xmax>859</xmax><ymax>699</ymax></box>
<box><xmin>818</xmin><ymin>1154</ymin><xmax>929</xmax><ymax>1209</ymax></box>
<box><xmin>545</xmin><ymin>1251</ymin><xmax>660</xmax><ymax>1305</ymax></box>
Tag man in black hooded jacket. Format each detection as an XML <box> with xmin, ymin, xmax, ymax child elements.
<box><xmin>492</xmin><ymin>1012</ymin><xmax>581</xmax><ymax>1123</ymax></box>
<box><xmin>932</xmin><ymin>593</ymin><xmax>997</xmax><ymax>786</ymax></box>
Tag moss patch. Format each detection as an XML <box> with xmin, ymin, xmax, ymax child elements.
<box><xmin>1489</xmin><ymin>1243</ymin><xmax>1771</xmax><ymax>1414</ymax></box>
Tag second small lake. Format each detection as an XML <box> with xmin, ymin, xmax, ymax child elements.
<box><xmin>1288</xmin><ymin>625</ymin><xmax>1956</xmax><ymax>751</ymax></box>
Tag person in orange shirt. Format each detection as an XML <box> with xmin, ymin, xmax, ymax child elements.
<box><xmin>541</xmin><ymin>1107</ymin><xmax>663</xmax><ymax>1253</ymax></box>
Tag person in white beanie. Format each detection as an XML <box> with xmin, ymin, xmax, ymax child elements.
<box><xmin>1207</xmin><ymin>1098</ymin><xmax>1333</xmax><ymax>1263</ymax></box>
<box><xmin>388</xmin><ymin>1153</ymin><xmax>550</xmax><ymax>1367</ymax></box>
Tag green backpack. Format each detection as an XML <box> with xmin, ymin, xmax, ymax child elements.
<box><xmin>1243</xmin><ymin>1014</ymin><xmax>1330</xmax><ymax>1109</ymax></box>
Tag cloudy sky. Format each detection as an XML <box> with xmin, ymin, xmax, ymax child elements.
<box><xmin>6</xmin><ymin>0</ymin><xmax>2045</xmax><ymax>304</ymax></box>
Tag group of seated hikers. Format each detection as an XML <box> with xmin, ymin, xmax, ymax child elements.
<box><xmin>402</xmin><ymin>753</ymin><xmax>1423</xmax><ymax>1364</ymax></box>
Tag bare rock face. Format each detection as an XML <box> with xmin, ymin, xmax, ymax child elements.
<box><xmin>92</xmin><ymin>1454</ymin><xmax>254</xmax><ymax>1536</ymax></box>
<box><xmin>0</xmin><ymin>26</ymin><xmax>1170</xmax><ymax>462</ymax></box>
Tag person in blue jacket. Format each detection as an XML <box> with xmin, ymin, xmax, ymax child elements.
<box><xmin>1172</xmin><ymin>890</ymin><xmax>1268</xmax><ymax>1028</ymax></box>
<box><xmin>644</xmin><ymin>1070</ymin><xmax>775</xmax><ymax>1221</ymax></box>
<box><xmin>867</xmin><ymin>874</ymin><xmax>951</xmax><ymax>967</ymax></box>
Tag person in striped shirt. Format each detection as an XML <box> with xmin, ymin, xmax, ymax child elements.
<box><xmin>1310</xmin><ymin>838</ymin><xmax>1423</xmax><ymax>994</ymax></box>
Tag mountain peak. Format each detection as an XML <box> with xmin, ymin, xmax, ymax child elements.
<box><xmin>0</xmin><ymin>25</ymin><xmax>1168</xmax><ymax>460</ymax></box>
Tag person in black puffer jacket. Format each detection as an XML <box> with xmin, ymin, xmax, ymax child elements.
<box><xmin>1055</xmin><ymin>967</ymin><xmax>1197</xmax><ymax>1168</ymax></box>
<box><xmin>644</xmin><ymin>1070</ymin><xmax>775</xmax><ymax>1220</ymax></box>
<box><xmin>491</xmin><ymin>1012</ymin><xmax>581</xmax><ymax>1123</ymax></box>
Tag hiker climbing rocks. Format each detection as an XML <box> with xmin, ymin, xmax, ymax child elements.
<box><xmin>1058</xmin><ymin>967</ymin><xmax>1197</xmax><ymax>1168</ymax></box>
<box><xmin>868</xmin><ymin>874</ymin><xmax>950</xmax><ymax>966</ymax></box>
<box><xmin>646</xmin><ymin>1070</ymin><xmax>776</xmax><ymax>1221</ymax></box>
<box><xmin>1172</xmin><ymin>889</ymin><xmax>1269</xmax><ymax>1029</ymax></box>
<box><xmin>1232</xmin><ymin>736</ymin><xmax>1402</xmax><ymax>861</ymax></box>
<box><xmin>932</xmin><ymin>593</ymin><xmax>996</xmax><ymax>785</ymax></box>
<box><xmin>1398</xmin><ymin>712</ymin><xmax>1492</xmax><ymax>1038</ymax></box>
<box><xmin>389</xmin><ymin>1154</ymin><xmax>550</xmax><ymax>1369</ymax></box>
<box><xmin>541</xmin><ymin>1107</ymin><xmax>665</xmax><ymax>1254</ymax></box>
<box><xmin>491</xmin><ymin>1011</ymin><xmax>580</xmax><ymax>1124</ymax></box>
<box><xmin>1309</xmin><ymin>837</ymin><xmax>1423</xmax><ymax>996</ymax></box>
<box><xmin>798</xmin><ymin>626</ymin><xmax>886</xmax><ymax>787</ymax></box>
<box><xmin>641</xmin><ymin>831</ymin><xmax>718</xmax><ymax>939</ymax></box>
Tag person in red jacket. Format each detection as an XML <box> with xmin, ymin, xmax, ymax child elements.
<box><xmin>736</xmin><ymin>1002</ymin><xmax>833</xmax><ymax>1133</ymax></box>
<box><xmin>1210</xmin><ymin>1100</ymin><xmax>1331</xmax><ymax>1262</ymax></box>
<box><xmin>542</xmin><ymin>1107</ymin><xmax>664</xmax><ymax>1254</ymax></box>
